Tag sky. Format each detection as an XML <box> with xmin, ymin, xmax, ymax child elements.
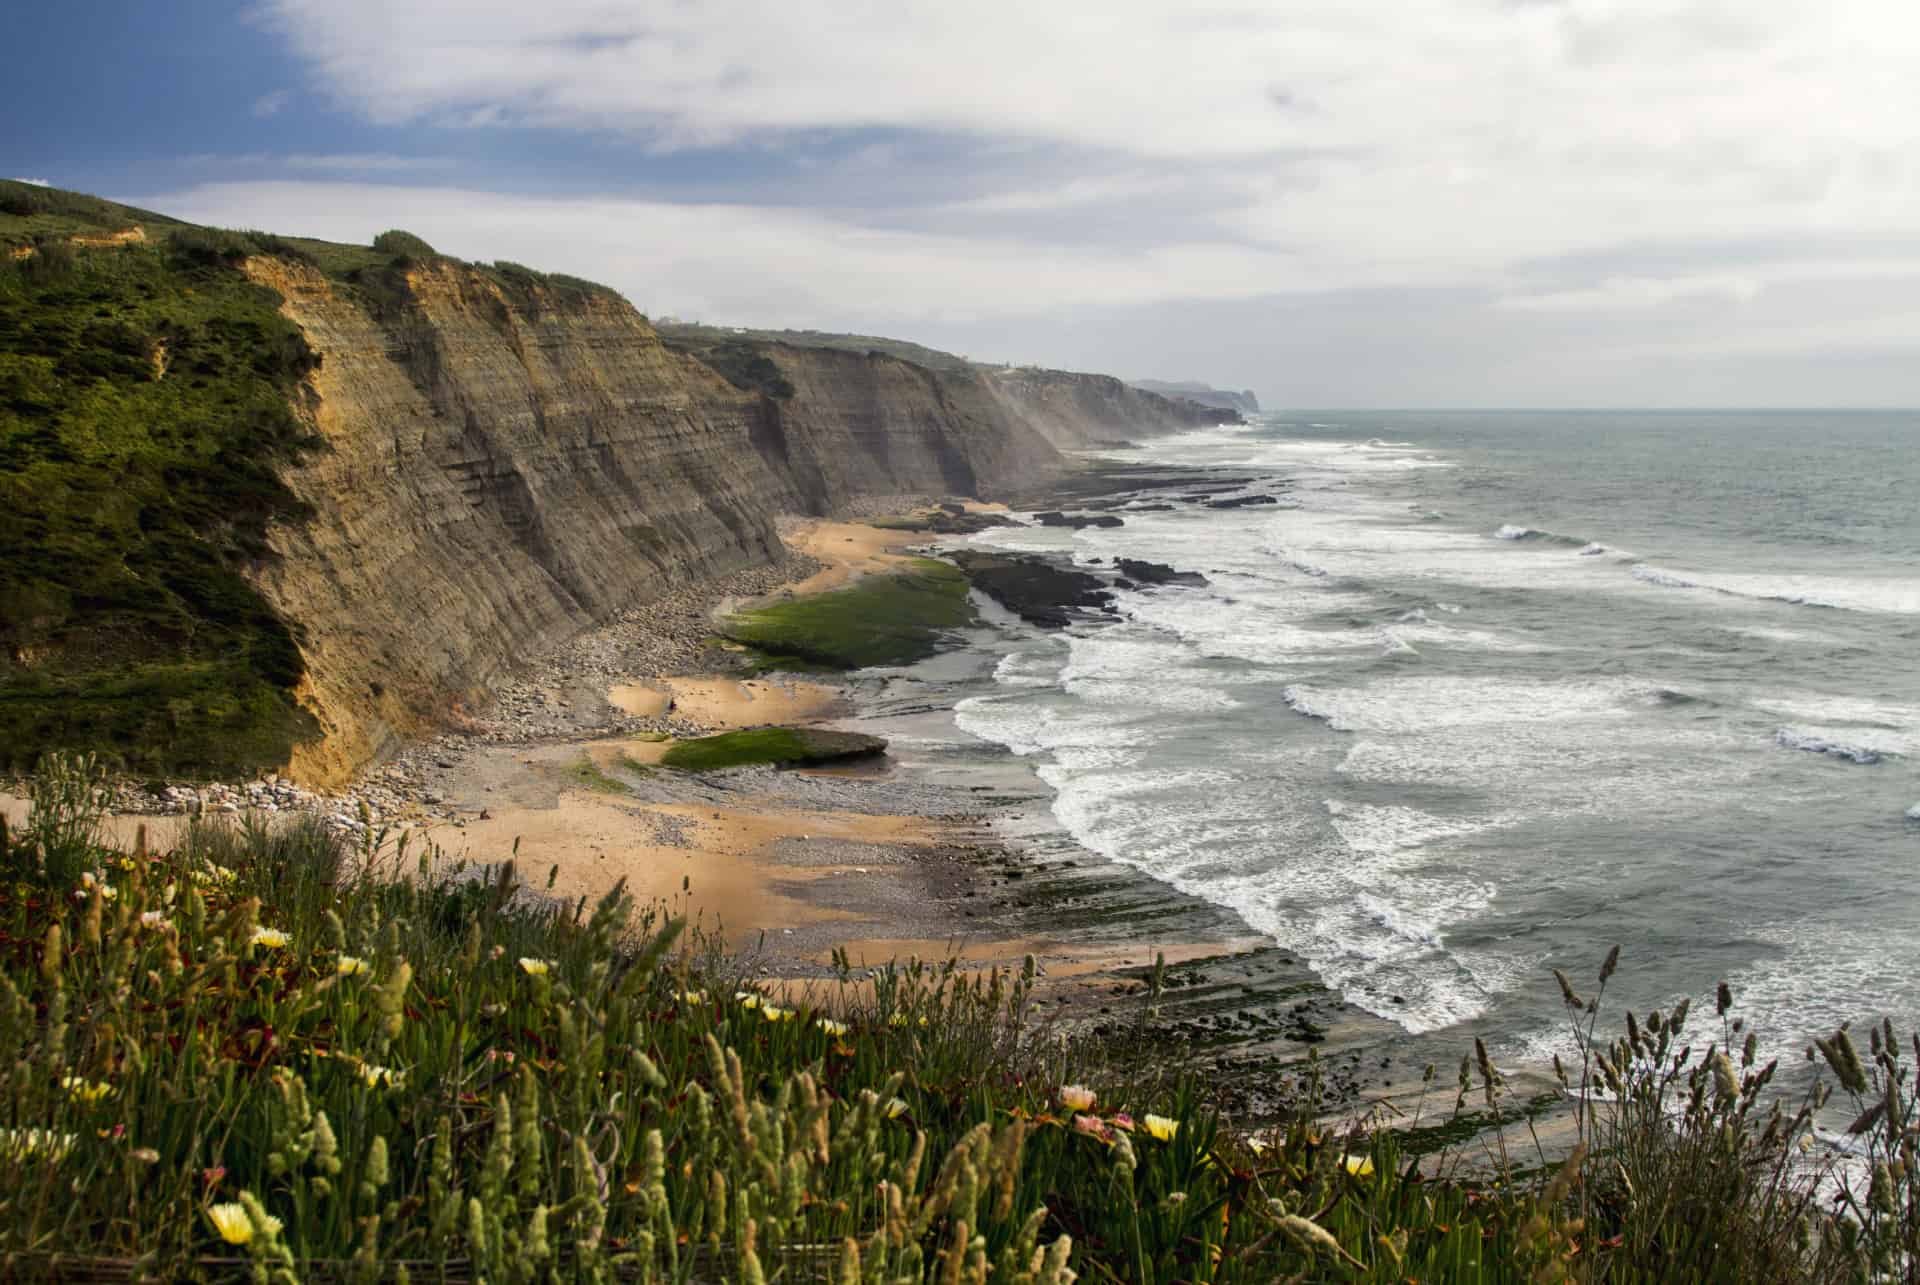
<box><xmin>10</xmin><ymin>1</ymin><xmax>1920</xmax><ymax>407</ymax></box>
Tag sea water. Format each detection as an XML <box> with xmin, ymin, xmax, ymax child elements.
<box><xmin>950</xmin><ymin>410</ymin><xmax>1920</xmax><ymax>1068</ymax></box>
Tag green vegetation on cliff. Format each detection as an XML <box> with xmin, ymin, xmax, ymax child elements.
<box><xmin>0</xmin><ymin>181</ymin><xmax>324</xmax><ymax>775</ymax></box>
<box><xmin>719</xmin><ymin>558</ymin><xmax>976</xmax><ymax>670</ymax></box>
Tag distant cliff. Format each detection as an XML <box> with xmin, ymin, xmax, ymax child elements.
<box><xmin>1131</xmin><ymin>379</ymin><xmax>1261</xmax><ymax>416</ymax></box>
<box><xmin>986</xmin><ymin>367</ymin><xmax>1240</xmax><ymax>447</ymax></box>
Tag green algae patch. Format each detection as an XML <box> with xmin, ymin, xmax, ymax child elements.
<box><xmin>719</xmin><ymin>557</ymin><xmax>975</xmax><ymax>670</ymax></box>
<box><xmin>660</xmin><ymin>726</ymin><xmax>886</xmax><ymax>772</ymax></box>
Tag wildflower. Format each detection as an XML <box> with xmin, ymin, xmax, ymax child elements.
<box><xmin>249</xmin><ymin>927</ymin><xmax>290</xmax><ymax>950</ymax></box>
<box><xmin>139</xmin><ymin>910</ymin><xmax>170</xmax><ymax>930</ymax></box>
<box><xmin>207</xmin><ymin>1199</ymin><xmax>280</xmax><ymax>1245</ymax></box>
<box><xmin>62</xmin><ymin>1076</ymin><xmax>114</xmax><ymax>1106</ymax></box>
<box><xmin>0</xmin><ymin>1128</ymin><xmax>76</xmax><ymax>1161</ymax></box>
<box><xmin>761</xmin><ymin>1004</ymin><xmax>796</xmax><ymax>1022</ymax></box>
<box><xmin>735</xmin><ymin>991</ymin><xmax>762</xmax><ymax>1009</ymax></box>
<box><xmin>132</xmin><ymin>1148</ymin><xmax>160</xmax><ymax>1164</ymax></box>
<box><xmin>1109</xmin><ymin>1112</ymin><xmax>1136</xmax><ymax>1132</ymax></box>
<box><xmin>1072</xmin><ymin>1114</ymin><xmax>1111</xmax><ymax>1141</ymax></box>
<box><xmin>817</xmin><ymin>1017</ymin><xmax>850</xmax><ymax>1037</ymax></box>
<box><xmin>1143</xmin><ymin>1114</ymin><xmax>1179</xmax><ymax>1142</ymax></box>
<box><xmin>884</xmin><ymin>1097</ymin><xmax>910</xmax><ymax>1120</ymax></box>
<box><xmin>488</xmin><ymin>944</ymin><xmax>505</xmax><ymax>960</ymax></box>
<box><xmin>1343</xmin><ymin>1154</ymin><xmax>1376</xmax><ymax>1178</ymax></box>
<box><xmin>676</xmin><ymin>989</ymin><xmax>705</xmax><ymax>1005</ymax></box>
<box><xmin>335</xmin><ymin>955</ymin><xmax>368</xmax><ymax>977</ymax></box>
<box><xmin>1058</xmin><ymin>1084</ymin><xmax>1097</xmax><ymax>1112</ymax></box>
<box><xmin>208</xmin><ymin>1202</ymin><xmax>253</xmax><ymax>1244</ymax></box>
<box><xmin>517</xmin><ymin>957</ymin><xmax>551</xmax><ymax>976</ymax></box>
<box><xmin>359</xmin><ymin>1064</ymin><xmax>404</xmax><ymax>1090</ymax></box>
<box><xmin>887</xmin><ymin>1012</ymin><xmax>929</xmax><ymax>1028</ymax></box>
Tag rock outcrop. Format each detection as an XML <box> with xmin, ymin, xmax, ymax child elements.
<box><xmin>986</xmin><ymin>367</ymin><xmax>1240</xmax><ymax>447</ymax></box>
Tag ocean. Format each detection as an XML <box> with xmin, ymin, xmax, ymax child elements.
<box><xmin>944</xmin><ymin>410</ymin><xmax>1920</xmax><ymax>1073</ymax></box>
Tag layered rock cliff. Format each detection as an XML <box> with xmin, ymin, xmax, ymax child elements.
<box><xmin>242</xmin><ymin>258</ymin><xmax>1218</xmax><ymax>781</ymax></box>
<box><xmin>985</xmin><ymin>367</ymin><xmax>1240</xmax><ymax>447</ymax></box>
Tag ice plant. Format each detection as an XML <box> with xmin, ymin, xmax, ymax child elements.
<box><xmin>517</xmin><ymin>957</ymin><xmax>551</xmax><ymax>976</ymax></box>
<box><xmin>0</xmin><ymin>1128</ymin><xmax>76</xmax><ymax>1161</ymax></box>
<box><xmin>249</xmin><ymin>927</ymin><xmax>290</xmax><ymax>950</ymax></box>
<box><xmin>1144</xmin><ymin>1114</ymin><xmax>1179</xmax><ymax>1142</ymax></box>
<box><xmin>817</xmin><ymin>1017</ymin><xmax>850</xmax><ymax>1036</ymax></box>
<box><xmin>1343</xmin><ymin>1154</ymin><xmax>1375</xmax><ymax>1177</ymax></box>
<box><xmin>1058</xmin><ymin>1084</ymin><xmax>1097</xmax><ymax>1111</ymax></box>
<box><xmin>884</xmin><ymin>1097</ymin><xmax>910</xmax><ymax>1119</ymax></box>
<box><xmin>335</xmin><ymin>954</ymin><xmax>368</xmax><ymax>976</ymax></box>
<box><xmin>207</xmin><ymin>1202</ymin><xmax>252</xmax><ymax>1245</ymax></box>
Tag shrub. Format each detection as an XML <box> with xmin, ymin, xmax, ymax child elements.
<box><xmin>370</xmin><ymin>229</ymin><xmax>436</xmax><ymax>261</ymax></box>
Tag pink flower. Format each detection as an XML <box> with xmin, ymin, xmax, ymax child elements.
<box><xmin>1109</xmin><ymin>1113</ymin><xmax>1136</xmax><ymax>1132</ymax></box>
<box><xmin>1072</xmin><ymin>1114</ymin><xmax>1112</xmax><ymax>1142</ymax></box>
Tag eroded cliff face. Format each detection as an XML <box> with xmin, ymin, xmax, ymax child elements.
<box><xmin>244</xmin><ymin>259</ymin><xmax>796</xmax><ymax>782</ymax></box>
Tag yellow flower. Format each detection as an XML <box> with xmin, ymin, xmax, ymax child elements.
<box><xmin>735</xmin><ymin>991</ymin><xmax>762</xmax><ymax>1009</ymax></box>
<box><xmin>817</xmin><ymin>1017</ymin><xmax>850</xmax><ymax>1037</ymax></box>
<box><xmin>1058</xmin><ymin>1084</ymin><xmax>1097</xmax><ymax>1111</ymax></box>
<box><xmin>517</xmin><ymin>957</ymin><xmax>551</xmax><ymax>976</ymax></box>
<box><xmin>249</xmin><ymin>927</ymin><xmax>290</xmax><ymax>950</ymax></box>
<box><xmin>139</xmin><ymin>911</ymin><xmax>170</xmax><ymax>930</ymax></box>
<box><xmin>887</xmin><ymin>1012</ymin><xmax>929</xmax><ymax>1028</ymax></box>
<box><xmin>676</xmin><ymin>989</ymin><xmax>705</xmax><ymax>1005</ymax></box>
<box><xmin>884</xmin><ymin>1097</ymin><xmax>910</xmax><ymax>1119</ymax></box>
<box><xmin>62</xmin><ymin>1076</ymin><xmax>114</xmax><ymax>1106</ymax></box>
<box><xmin>1143</xmin><ymin>1114</ymin><xmax>1179</xmax><ymax>1142</ymax></box>
<box><xmin>359</xmin><ymin>1064</ymin><xmax>404</xmax><ymax>1089</ymax></box>
<box><xmin>335</xmin><ymin>955</ymin><xmax>368</xmax><ymax>977</ymax></box>
<box><xmin>1343</xmin><ymin>1154</ymin><xmax>1376</xmax><ymax>1177</ymax></box>
<box><xmin>207</xmin><ymin>1202</ymin><xmax>252</xmax><ymax>1244</ymax></box>
<box><xmin>761</xmin><ymin>1004</ymin><xmax>796</xmax><ymax>1022</ymax></box>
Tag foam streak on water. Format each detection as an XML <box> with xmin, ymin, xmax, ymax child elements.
<box><xmin>952</xmin><ymin>412</ymin><xmax>1920</xmax><ymax>1065</ymax></box>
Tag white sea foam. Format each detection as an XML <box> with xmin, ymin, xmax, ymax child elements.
<box><xmin>1773</xmin><ymin>727</ymin><xmax>1896</xmax><ymax>764</ymax></box>
<box><xmin>1630</xmin><ymin>563</ymin><xmax>1920</xmax><ymax>615</ymax></box>
<box><xmin>1282</xmin><ymin>675</ymin><xmax>1642</xmax><ymax>734</ymax></box>
<box><xmin>1907</xmin><ymin>802</ymin><xmax>1920</xmax><ymax>820</ymax></box>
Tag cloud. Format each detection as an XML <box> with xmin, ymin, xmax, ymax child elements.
<box><xmin>251</xmin><ymin>89</ymin><xmax>294</xmax><ymax>118</ymax></box>
<box><xmin>187</xmin><ymin>2</ymin><xmax>1920</xmax><ymax>399</ymax></box>
<box><xmin>12</xmin><ymin>177</ymin><xmax>50</xmax><ymax>187</ymax></box>
<box><xmin>140</xmin><ymin>180</ymin><xmax>1311</xmax><ymax>324</ymax></box>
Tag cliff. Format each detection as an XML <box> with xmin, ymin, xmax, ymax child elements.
<box><xmin>1131</xmin><ymin>379</ymin><xmax>1262</xmax><ymax>416</ymax></box>
<box><xmin>985</xmin><ymin>367</ymin><xmax>1240</xmax><ymax>447</ymax></box>
<box><xmin>0</xmin><ymin>182</ymin><xmax>1228</xmax><ymax>782</ymax></box>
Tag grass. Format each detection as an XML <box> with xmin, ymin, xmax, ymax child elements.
<box><xmin>720</xmin><ymin>559</ymin><xmax>976</xmax><ymax>671</ymax></box>
<box><xmin>660</xmin><ymin>727</ymin><xmax>886</xmax><ymax>773</ymax></box>
<box><xmin>0</xmin><ymin>754</ymin><xmax>1916</xmax><ymax>1281</ymax></box>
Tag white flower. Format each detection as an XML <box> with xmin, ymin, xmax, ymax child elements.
<box><xmin>1058</xmin><ymin>1084</ymin><xmax>1096</xmax><ymax>1112</ymax></box>
<box><xmin>139</xmin><ymin>910</ymin><xmax>170</xmax><ymax>930</ymax></box>
<box><xmin>517</xmin><ymin>958</ymin><xmax>551</xmax><ymax>976</ymax></box>
<box><xmin>735</xmin><ymin>991</ymin><xmax>762</xmax><ymax>1009</ymax></box>
<box><xmin>335</xmin><ymin>955</ymin><xmax>368</xmax><ymax>977</ymax></box>
<box><xmin>207</xmin><ymin>1202</ymin><xmax>252</xmax><ymax>1244</ymax></box>
<box><xmin>249</xmin><ymin>927</ymin><xmax>290</xmax><ymax>950</ymax></box>
<box><xmin>0</xmin><ymin>1127</ymin><xmax>76</xmax><ymax>1161</ymax></box>
<box><xmin>359</xmin><ymin>1063</ymin><xmax>404</xmax><ymax>1089</ymax></box>
<box><xmin>817</xmin><ymin>1017</ymin><xmax>850</xmax><ymax>1037</ymax></box>
<box><xmin>884</xmin><ymin>1097</ymin><xmax>910</xmax><ymax>1119</ymax></box>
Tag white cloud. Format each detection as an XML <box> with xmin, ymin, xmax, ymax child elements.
<box><xmin>279</xmin><ymin>153</ymin><xmax>459</xmax><ymax>173</ymax></box>
<box><xmin>12</xmin><ymin>177</ymin><xmax>51</xmax><ymax>187</ymax></box>
<box><xmin>252</xmin><ymin>89</ymin><xmax>294</xmax><ymax>118</ymax></box>
<box><xmin>140</xmin><ymin>180</ymin><xmax>1312</xmax><ymax>324</ymax></box>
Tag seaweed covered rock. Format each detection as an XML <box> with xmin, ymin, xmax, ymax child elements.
<box><xmin>1034</xmin><ymin>511</ymin><xmax>1124</xmax><ymax>529</ymax></box>
<box><xmin>661</xmin><ymin>726</ymin><xmax>887</xmax><ymax>771</ymax></box>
